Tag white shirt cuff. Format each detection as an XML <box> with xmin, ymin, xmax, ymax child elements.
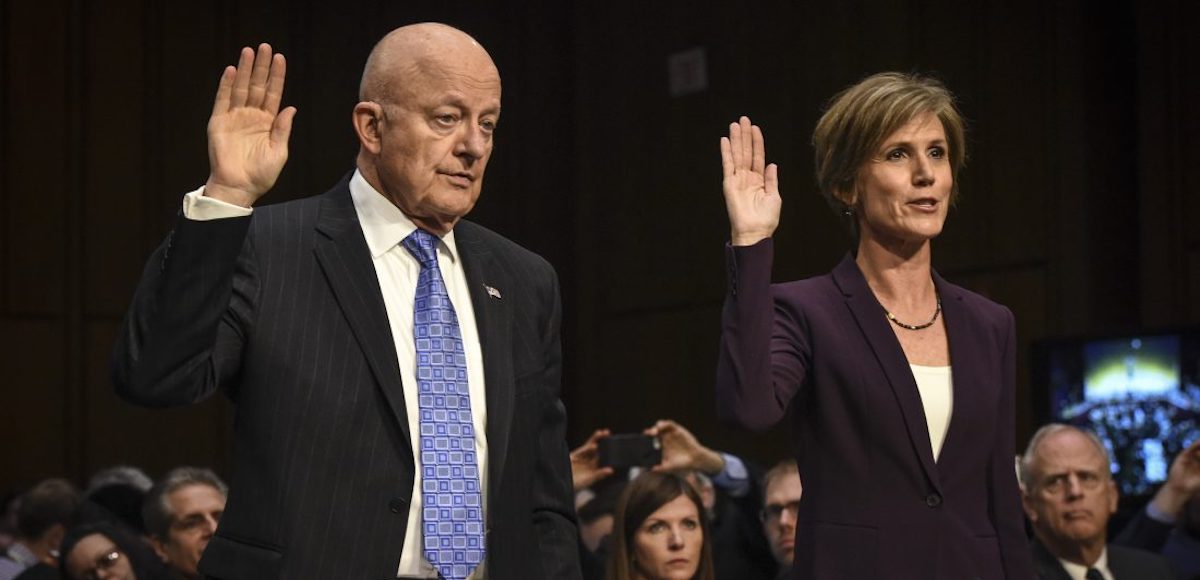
<box><xmin>182</xmin><ymin>187</ymin><xmax>253</xmax><ymax>220</ymax></box>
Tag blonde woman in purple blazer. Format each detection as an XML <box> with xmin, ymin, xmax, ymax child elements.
<box><xmin>716</xmin><ymin>73</ymin><xmax>1035</xmax><ymax>579</ymax></box>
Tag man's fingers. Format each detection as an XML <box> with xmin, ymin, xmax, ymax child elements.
<box><xmin>728</xmin><ymin>122</ymin><xmax>743</xmax><ymax>171</ymax></box>
<box><xmin>211</xmin><ymin>66</ymin><xmax>235</xmax><ymax>117</ymax></box>
<box><xmin>752</xmin><ymin>124</ymin><xmax>766</xmax><ymax>174</ymax></box>
<box><xmin>230</xmin><ymin>47</ymin><xmax>254</xmax><ymax>108</ymax></box>
<box><xmin>247</xmin><ymin>43</ymin><xmax>273</xmax><ymax>108</ymax></box>
<box><xmin>738</xmin><ymin>116</ymin><xmax>753</xmax><ymax>170</ymax></box>
<box><xmin>263</xmin><ymin>53</ymin><xmax>287</xmax><ymax>115</ymax></box>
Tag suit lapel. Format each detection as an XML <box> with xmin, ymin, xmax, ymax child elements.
<box><xmin>933</xmin><ymin>272</ymin><xmax>976</xmax><ymax>464</ymax></box>
<box><xmin>456</xmin><ymin>222</ymin><xmax>516</xmax><ymax>495</ymax></box>
<box><xmin>1030</xmin><ymin>539</ymin><xmax>1074</xmax><ymax>580</ymax></box>
<box><xmin>312</xmin><ymin>179</ymin><xmax>411</xmax><ymax>447</ymax></box>
<box><xmin>832</xmin><ymin>254</ymin><xmax>941</xmax><ymax>491</ymax></box>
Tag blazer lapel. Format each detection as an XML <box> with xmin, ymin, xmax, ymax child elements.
<box><xmin>933</xmin><ymin>272</ymin><xmax>976</xmax><ymax>464</ymax></box>
<box><xmin>312</xmin><ymin>179</ymin><xmax>411</xmax><ymax>447</ymax></box>
<box><xmin>456</xmin><ymin>222</ymin><xmax>516</xmax><ymax>496</ymax></box>
<box><xmin>832</xmin><ymin>254</ymin><xmax>941</xmax><ymax>491</ymax></box>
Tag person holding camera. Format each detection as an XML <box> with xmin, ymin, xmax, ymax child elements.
<box><xmin>715</xmin><ymin>73</ymin><xmax>1035</xmax><ymax>578</ymax></box>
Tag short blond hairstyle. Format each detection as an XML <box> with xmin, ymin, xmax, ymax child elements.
<box><xmin>813</xmin><ymin>72</ymin><xmax>966</xmax><ymax>229</ymax></box>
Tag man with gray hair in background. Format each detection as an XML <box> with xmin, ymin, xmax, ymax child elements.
<box><xmin>1019</xmin><ymin>423</ymin><xmax>1175</xmax><ymax>579</ymax></box>
<box><xmin>142</xmin><ymin>468</ymin><xmax>227</xmax><ymax>580</ymax></box>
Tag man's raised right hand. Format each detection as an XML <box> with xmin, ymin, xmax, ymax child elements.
<box><xmin>204</xmin><ymin>43</ymin><xmax>297</xmax><ymax>208</ymax></box>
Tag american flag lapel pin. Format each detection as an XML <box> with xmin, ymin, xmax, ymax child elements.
<box><xmin>485</xmin><ymin>285</ymin><xmax>502</xmax><ymax>299</ymax></box>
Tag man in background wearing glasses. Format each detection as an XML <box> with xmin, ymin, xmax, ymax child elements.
<box><xmin>1019</xmin><ymin>424</ymin><xmax>1175</xmax><ymax>579</ymax></box>
<box><xmin>759</xmin><ymin>459</ymin><xmax>801</xmax><ymax>579</ymax></box>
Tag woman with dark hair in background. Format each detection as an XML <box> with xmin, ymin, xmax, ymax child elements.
<box><xmin>58</xmin><ymin>522</ymin><xmax>168</xmax><ymax>580</ymax></box>
<box><xmin>607</xmin><ymin>472</ymin><xmax>714</xmax><ymax>580</ymax></box>
<box><xmin>715</xmin><ymin>73</ymin><xmax>1035</xmax><ymax>578</ymax></box>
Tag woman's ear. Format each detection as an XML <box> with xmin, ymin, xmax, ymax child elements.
<box><xmin>352</xmin><ymin>101</ymin><xmax>385</xmax><ymax>154</ymax></box>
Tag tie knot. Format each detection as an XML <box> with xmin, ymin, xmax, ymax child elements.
<box><xmin>1085</xmin><ymin>568</ymin><xmax>1104</xmax><ymax>580</ymax></box>
<box><xmin>401</xmin><ymin>229</ymin><xmax>439</xmax><ymax>268</ymax></box>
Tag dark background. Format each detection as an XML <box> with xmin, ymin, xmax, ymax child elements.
<box><xmin>2</xmin><ymin>0</ymin><xmax>1197</xmax><ymax>490</ymax></box>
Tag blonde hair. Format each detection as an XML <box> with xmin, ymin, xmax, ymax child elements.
<box><xmin>813</xmin><ymin>72</ymin><xmax>966</xmax><ymax>233</ymax></box>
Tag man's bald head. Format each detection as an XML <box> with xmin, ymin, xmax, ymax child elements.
<box><xmin>359</xmin><ymin>23</ymin><xmax>499</xmax><ymax>104</ymax></box>
<box><xmin>351</xmin><ymin>23</ymin><xmax>502</xmax><ymax>234</ymax></box>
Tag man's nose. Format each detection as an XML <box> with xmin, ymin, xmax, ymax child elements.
<box><xmin>456</xmin><ymin>124</ymin><xmax>489</xmax><ymax>160</ymax></box>
<box><xmin>1064</xmin><ymin>474</ymin><xmax>1085</xmax><ymax>498</ymax></box>
<box><xmin>202</xmin><ymin>514</ymin><xmax>219</xmax><ymax>535</ymax></box>
<box><xmin>779</xmin><ymin>508</ymin><xmax>797</xmax><ymax>527</ymax></box>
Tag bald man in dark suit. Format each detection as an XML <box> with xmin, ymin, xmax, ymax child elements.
<box><xmin>113</xmin><ymin>24</ymin><xmax>578</xmax><ymax>580</ymax></box>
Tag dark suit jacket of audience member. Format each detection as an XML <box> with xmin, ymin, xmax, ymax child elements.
<box><xmin>1115</xmin><ymin>509</ymin><xmax>1200</xmax><ymax>580</ymax></box>
<box><xmin>1030</xmin><ymin>538</ymin><xmax>1177</xmax><ymax>580</ymax></box>
<box><xmin>111</xmin><ymin>175</ymin><xmax>578</xmax><ymax>579</ymax></box>
<box><xmin>716</xmin><ymin>243</ymin><xmax>1035</xmax><ymax>579</ymax></box>
<box><xmin>710</xmin><ymin>462</ymin><xmax>776</xmax><ymax>580</ymax></box>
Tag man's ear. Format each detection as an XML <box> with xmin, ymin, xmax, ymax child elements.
<box><xmin>150</xmin><ymin>535</ymin><xmax>170</xmax><ymax>562</ymax></box>
<box><xmin>1106</xmin><ymin>480</ymin><xmax>1120</xmax><ymax>514</ymax></box>
<box><xmin>44</xmin><ymin>523</ymin><xmax>66</xmax><ymax>551</ymax></box>
<box><xmin>352</xmin><ymin>101</ymin><xmax>385</xmax><ymax>154</ymax></box>
<box><xmin>1020</xmin><ymin>490</ymin><xmax>1038</xmax><ymax>524</ymax></box>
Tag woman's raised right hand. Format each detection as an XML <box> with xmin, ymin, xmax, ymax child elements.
<box><xmin>720</xmin><ymin>116</ymin><xmax>780</xmax><ymax>246</ymax></box>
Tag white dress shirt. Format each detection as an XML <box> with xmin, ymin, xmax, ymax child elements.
<box><xmin>910</xmin><ymin>364</ymin><xmax>953</xmax><ymax>461</ymax></box>
<box><xmin>183</xmin><ymin>170</ymin><xmax>489</xmax><ymax>578</ymax></box>
<box><xmin>1058</xmin><ymin>548</ymin><xmax>1114</xmax><ymax>580</ymax></box>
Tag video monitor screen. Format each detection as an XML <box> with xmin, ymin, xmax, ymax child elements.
<box><xmin>1036</xmin><ymin>330</ymin><xmax>1200</xmax><ymax>496</ymax></box>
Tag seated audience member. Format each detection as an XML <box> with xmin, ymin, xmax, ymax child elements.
<box><xmin>84</xmin><ymin>466</ymin><xmax>154</xmax><ymax>535</ymax></box>
<box><xmin>0</xmin><ymin>479</ymin><xmax>81</xmax><ymax>580</ymax></box>
<box><xmin>0</xmin><ymin>491</ymin><xmax>19</xmax><ymax>552</ymax></box>
<box><xmin>571</xmin><ymin>422</ymin><xmax>774</xmax><ymax>579</ymax></box>
<box><xmin>578</xmin><ymin>480</ymin><xmax>626</xmax><ymax>580</ymax></box>
<box><xmin>141</xmin><ymin>468</ymin><xmax>226</xmax><ymax>580</ymax></box>
<box><xmin>607</xmin><ymin>471</ymin><xmax>714</xmax><ymax>580</ymax></box>
<box><xmin>1020</xmin><ymin>424</ymin><xmax>1176</xmax><ymax>579</ymax></box>
<box><xmin>86</xmin><ymin>467</ymin><xmax>153</xmax><ymax>497</ymax></box>
<box><xmin>1115</xmin><ymin>438</ymin><xmax>1200</xmax><ymax>579</ymax></box>
<box><xmin>59</xmin><ymin>522</ymin><xmax>169</xmax><ymax>580</ymax></box>
<box><xmin>759</xmin><ymin>460</ymin><xmax>801</xmax><ymax>577</ymax></box>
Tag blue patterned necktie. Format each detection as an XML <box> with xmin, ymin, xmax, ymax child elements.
<box><xmin>401</xmin><ymin>229</ymin><xmax>485</xmax><ymax>580</ymax></box>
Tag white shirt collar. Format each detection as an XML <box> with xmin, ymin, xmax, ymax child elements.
<box><xmin>1058</xmin><ymin>547</ymin><xmax>1109</xmax><ymax>580</ymax></box>
<box><xmin>349</xmin><ymin>169</ymin><xmax>459</xmax><ymax>262</ymax></box>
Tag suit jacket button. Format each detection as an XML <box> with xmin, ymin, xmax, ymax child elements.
<box><xmin>925</xmin><ymin>493</ymin><xmax>942</xmax><ymax>508</ymax></box>
<box><xmin>389</xmin><ymin>498</ymin><xmax>406</xmax><ymax>514</ymax></box>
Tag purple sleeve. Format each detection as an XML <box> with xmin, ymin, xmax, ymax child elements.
<box><xmin>715</xmin><ymin>238</ymin><xmax>808</xmax><ymax>432</ymax></box>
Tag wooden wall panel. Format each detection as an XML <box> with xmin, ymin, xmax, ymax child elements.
<box><xmin>4</xmin><ymin>2</ymin><xmax>69</xmax><ymax>315</ymax></box>
<box><xmin>3</xmin><ymin>0</ymin><xmax>1196</xmax><ymax>491</ymax></box>
<box><xmin>81</xmin><ymin>322</ymin><xmax>232</xmax><ymax>479</ymax></box>
<box><xmin>81</xmin><ymin>1</ymin><xmax>146</xmax><ymax>317</ymax></box>
<box><xmin>0</xmin><ymin>321</ymin><xmax>67</xmax><ymax>485</ymax></box>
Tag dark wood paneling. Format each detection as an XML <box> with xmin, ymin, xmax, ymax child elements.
<box><xmin>2</xmin><ymin>0</ymin><xmax>1195</xmax><ymax>489</ymax></box>
<box><xmin>5</xmin><ymin>2</ymin><xmax>69</xmax><ymax>315</ymax></box>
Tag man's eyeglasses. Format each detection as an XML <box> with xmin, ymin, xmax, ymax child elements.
<box><xmin>80</xmin><ymin>549</ymin><xmax>122</xmax><ymax>580</ymax></box>
<box><xmin>759</xmin><ymin>501</ymin><xmax>800</xmax><ymax>523</ymax></box>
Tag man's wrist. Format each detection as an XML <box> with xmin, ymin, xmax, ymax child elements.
<box><xmin>204</xmin><ymin>180</ymin><xmax>258</xmax><ymax>208</ymax></box>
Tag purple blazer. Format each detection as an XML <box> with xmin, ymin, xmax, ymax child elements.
<box><xmin>716</xmin><ymin>240</ymin><xmax>1035</xmax><ymax>580</ymax></box>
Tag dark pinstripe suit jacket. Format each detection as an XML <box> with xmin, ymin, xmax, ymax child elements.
<box><xmin>112</xmin><ymin>175</ymin><xmax>581</xmax><ymax>579</ymax></box>
<box><xmin>716</xmin><ymin>240</ymin><xmax>1035</xmax><ymax>579</ymax></box>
